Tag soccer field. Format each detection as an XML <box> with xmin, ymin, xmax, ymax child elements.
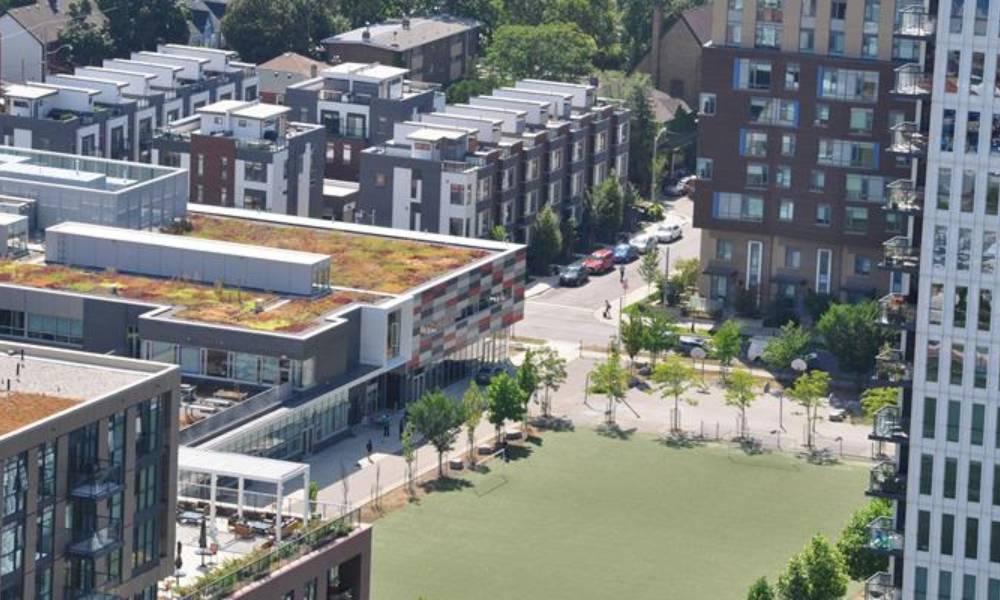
<box><xmin>372</xmin><ymin>430</ymin><xmax>867</xmax><ymax>600</ymax></box>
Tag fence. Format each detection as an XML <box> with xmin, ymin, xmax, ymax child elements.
<box><xmin>179</xmin><ymin>383</ymin><xmax>291</xmax><ymax>446</ymax></box>
<box><xmin>177</xmin><ymin>480</ymin><xmax>350</xmax><ymax>522</ymax></box>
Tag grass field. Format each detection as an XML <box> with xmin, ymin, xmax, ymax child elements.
<box><xmin>372</xmin><ymin>430</ymin><xmax>868</xmax><ymax>600</ymax></box>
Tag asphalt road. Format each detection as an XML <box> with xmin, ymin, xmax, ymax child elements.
<box><xmin>516</xmin><ymin>197</ymin><xmax>700</xmax><ymax>347</ymax></box>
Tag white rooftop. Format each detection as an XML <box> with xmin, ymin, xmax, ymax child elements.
<box><xmin>4</xmin><ymin>84</ymin><xmax>58</xmax><ymax>100</ymax></box>
<box><xmin>0</xmin><ymin>213</ymin><xmax>27</xmax><ymax>227</ymax></box>
<box><xmin>232</xmin><ymin>103</ymin><xmax>290</xmax><ymax>120</ymax></box>
<box><xmin>323</xmin><ymin>179</ymin><xmax>359</xmax><ymax>197</ymax></box>
<box><xmin>46</xmin><ymin>222</ymin><xmax>330</xmax><ymax>266</ymax></box>
<box><xmin>407</xmin><ymin>127</ymin><xmax>467</xmax><ymax>142</ymax></box>
<box><xmin>198</xmin><ymin>99</ymin><xmax>250</xmax><ymax>114</ymax></box>
<box><xmin>178</xmin><ymin>446</ymin><xmax>309</xmax><ymax>484</ymax></box>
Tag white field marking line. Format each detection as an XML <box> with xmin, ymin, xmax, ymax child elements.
<box><xmin>526</xmin><ymin>301</ymin><xmax>600</xmax><ymax>313</ymax></box>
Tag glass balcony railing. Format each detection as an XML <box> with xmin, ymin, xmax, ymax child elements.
<box><xmin>888</xmin><ymin>122</ymin><xmax>927</xmax><ymax>156</ymax></box>
<box><xmin>66</xmin><ymin>519</ymin><xmax>123</xmax><ymax>557</ymax></box>
<box><xmin>873</xmin><ymin>346</ymin><xmax>913</xmax><ymax>387</ymax></box>
<box><xmin>871</xmin><ymin>405</ymin><xmax>907</xmax><ymax>442</ymax></box>
<box><xmin>895</xmin><ymin>6</ymin><xmax>935</xmax><ymax>37</ymax></box>
<box><xmin>868</xmin><ymin>516</ymin><xmax>903</xmax><ymax>555</ymax></box>
<box><xmin>865</xmin><ymin>571</ymin><xmax>899</xmax><ymax>600</ymax></box>
<box><xmin>884</xmin><ymin>179</ymin><xmax>923</xmax><ymax>213</ymax></box>
<box><xmin>867</xmin><ymin>461</ymin><xmax>906</xmax><ymax>499</ymax></box>
<box><xmin>880</xmin><ymin>236</ymin><xmax>920</xmax><ymax>272</ymax></box>
<box><xmin>69</xmin><ymin>460</ymin><xmax>124</xmax><ymax>501</ymax></box>
<box><xmin>879</xmin><ymin>293</ymin><xmax>917</xmax><ymax>329</ymax></box>
<box><xmin>892</xmin><ymin>63</ymin><xmax>932</xmax><ymax>96</ymax></box>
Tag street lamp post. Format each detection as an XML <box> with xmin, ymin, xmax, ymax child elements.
<box><xmin>790</xmin><ymin>358</ymin><xmax>808</xmax><ymax>441</ymax></box>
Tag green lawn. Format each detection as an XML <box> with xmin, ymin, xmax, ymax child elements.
<box><xmin>373</xmin><ymin>430</ymin><xmax>867</xmax><ymax>600</ymax></box>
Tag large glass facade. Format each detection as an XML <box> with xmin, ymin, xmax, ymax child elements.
<box><xmin>143</xmin><ymin>341</ymin><xmax>308</xmax><ymax>388</ymax></box>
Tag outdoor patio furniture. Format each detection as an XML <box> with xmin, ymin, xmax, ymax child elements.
<box><xmin>233</xmin><ymin>522</ymin><xmax>255</xmax><ymax>539</ymax></box>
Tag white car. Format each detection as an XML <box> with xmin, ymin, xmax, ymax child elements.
<box><xmin>629</xmin><ymin>234</ymin><xmax>657</xmax><ymax>254</ymax></box>
<box><xmin>653</xmin><ymin>223</ymin><xmax>683</xmax><ymax>243</ymax></box>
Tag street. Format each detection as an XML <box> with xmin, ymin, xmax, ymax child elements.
<box><xmin>516</xmin><ymin>196</ymin><xmax>700</xmax><ymax>347</ymax></box>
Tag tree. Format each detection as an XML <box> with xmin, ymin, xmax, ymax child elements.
<box><xmin>515</xmin><ymin>349</ymin><xmax>540</xmax><ymax>428</ymax></box>
<box><xmin>486</xmin><ymin>372</ymin><xmax>525</xmax><ymax>443</ymax></box>
<box><xmin>446</xmin><ymin>74</ymin><xmax>501</xmax><ymax>104</ymax></box>
<box><xmin>559</xmin><ymin>216</ymin><xmax>579</xmax><ymax>261</ymax></box>
<box><xmin>638</xmin><ymin>246</ymin><xmax>662</xmax><ymax>294</ymax></box>
<box><xmin>59</xmin><ymin>0</ymin><xmax>113</xmax><ymax>67</ymax></box>
<box><xmin>527</xmin><ymin>205</ymin><xmax>563</xmax><ymax>275</ymax></box>
<box><xmin>588</xmin><ymin>346</ymin><xmax>630</xmax><ymax>425</ymax></box>
<box><xmin>777</xmin><ymin>535</ymin><xmax>847</xmax><ymax>600</ymax></box>
<box><xmin>711</xmin><ymin>320</ymin><xmax>743</xmax><ymax>380</ymax></box>
<box><xmin>401</xmin><ymin>422</ymin><xmax>417</xmax><ymax>498</ymax></box>
<box><xmin>589</xmin><ymin>177</ymin><xmax>624</xmax><ymax>242</ymax></box>
<box><xmin>461</xmin><ymin>383</ymin><xmax>486</xmax><ymax>466</ymax></box>
<box><xmin>670</xmin><ymin>257</ymin><xmax>700</xmax><ymax>292</ymax></box>
<box><xmin>725</xmin><ymin>368</ymin><xmax>757</xmax><ymax>439</ymax></box>
<box><xmin>535</xmin><ymin>346</ymin><xmax>567</xmax><ymax>418</ymax></box>
<box><xmin>485</xmin><ymin>22</ymin><xmax>597</xmax><ymax>84</ymax></box>
<box><xmin>836</xmin><ymin>499</ymin><xmax>892</xmax><ymax>581</ymax></box>
<box><xmin>644</xmin><ymin>311</ymin><xmax>678</xmax><ymax>366</ymax></box>
<box><xmin>787</xmin><ymin>370</ymin><xmax>831</xmax><ymax>449</ymax></box>
<box><xmin>221</xmin><ymin>0</ymin><xmax>347</xmax><ymax>64</ymax></box>
<box><xmin>619</xmin><ymin>316</ymin><xmax>647</xmax><ymax>370</ymax></box>
<box><xmin>762</xmin><ymin>321</ymin><xmax>812</xmax><ymax>373</ymax></box>
<box><xmin>627</xmin><ymin>80</ymin><xmax>656</xmax><ymax>196</ymax></box>
<box><xmin>861</xmin><ymin>386</ymin><xmax>900</xmax><ymax>418</ymax></box>
<box><xmin>98</xmin><ymin>0</ymin><xmax>188</xmax><ymax>55</ymax></box>
<box><xmin>747</xmin><ymin>577</ymin><xmax>775</xmax><ymax>600</ymax></box>
<box><xmin>817</xmin><ymin>301</ymin><xmax>887</xmax><ymax>374</ymax></box>
<box><xmin>541</xmin><ymin>0</ymin><xmax>623</xmax><ymax>70</ymax></box>
<box><xmin>408</xmin><ymin>390</ymin><xmax>462</xmax><ymax>477</ymax></box>
<box><xmin>487</xmin><ymin>224</ymin><xmax>508</xmax><ymax>242</ymax></box>
<box><xmin>652</xmin><ymin>354</ymin><xmax>696</xmax><ymax>433</ymax></box>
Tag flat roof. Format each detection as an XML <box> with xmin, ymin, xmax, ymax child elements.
<box><xmin>179</xmin><ymin>447</ymin><xmax>308</xmax><ymax>484</ymax></box>
<box><xmin>407</xmin><ymin>127</ymin><xmax>467</xmax><ymax>142</ymax></box>
<box><xmin>0</xmin><ymin>214</ymin><xmax>27</xmax><ymax>227</ymax></box>
<box><xmin>0</xmin><ymin>161</ymin><xmax>107</xmax><ymax>184</ymax></box>
<box><xmin>0</xmin><ymin>344</ymin><xmax>162</xmax><ymax>437</ymax></box>
<box><xmin>4</xmin><ymin>84</ymin><xmax>58</xmax><ymax>100</ymax></box>
<box><xmin>198</xmin><ymin>99</ymin><xmax>251</xmax><ymax>114</ymax></box>
<box><xmin>357</xmin><ymin>64</ymin><xmax>408</xmax><ymax>80</ymax></box>
<box><xmin>326</xmin><ymin>16</ymin><xmax>479</xmax><ymax>51</ymax></box>
<box><xmin>232</xmin><ymin>103</ymin><xmax>290</xmax><ymax>120</ymax></box>
<box><xmin>48</xmin><ymin>222</ymin><xmax>329</xmax><ymax>266</ymax></box>
<box><xmin>0</xmin><ymin>147</ymin><xmax>184</xmax><ymax>190</ymax></box>
<box><xmin>323</xmin><ymin>179</ymin><xmax>359</xmax><ymax>197</ymax></box>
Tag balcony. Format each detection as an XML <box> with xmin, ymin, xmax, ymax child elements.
<box><xmin>65</xmin><ymin>591</ymin><xmax>122</xmax><ymax>600</ymax></box>
<box><xmin>870</xmin><ymin>405</ymin><xmax>908</xmax><ymax>443</ymax></box>
<box><xmin>892</xmin><ymin>63</ymin><xmax>932</xmax><ymax>97</ymax></box>
<box><xmin>884</xmin><ymin>179</ymin><xmax>923</xmax><ymax>214</ymax></box>
<box><xmin>895</xmin><ymin>6</ymin><xmax>935</xmax><ymax>37</ymax></box>
<box><xmin>66</xmin><ymin>519</ymin><xmax>123</xmax><ymax>558</ymax></box>
<box><xmin>880</xmin><ymin>236</ymin><xmax>920</xmax><ymax>273</ymax></box>
<box><xmin>888</xmin><ymin>122</ymin><xmax>927</xmax><ymax>156</ymax></box>
<box><xmin>868</xmin><ymin>517</ymin><xmax>903</xmax><ymax>555</ymax></box>
<box><xmin>873</xmin><ymin>346</ymin><xmax>913</xmax><ymax>388</ymax></box>
<box><xmin>867</xmin><ymin>461</ymin><xmax>906</xmax><ymax>500</ymax></box>
<box><xmin>879</xmin><ymin>293</ymin><xmax>916</xmax><ymax>330</ymax></box>
<box><xmin>865</xmin><ymin>571</ymin><xmax>899</xmax><ymax>600</ymax></box>
<box><xmin>69</xmin><ymin>460</ymin><xmax>124</xmax><ymax>501</ymax></box>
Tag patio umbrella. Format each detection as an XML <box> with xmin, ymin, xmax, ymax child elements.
<box><xmin>174</xmin><ymin>541</ymin><xmax>183</xmax><ymax>572</ymax></box>
<box><xmin>199</xmin><ymin>518</ymin><xmax>207</xmax><ymax>567</ymax></box>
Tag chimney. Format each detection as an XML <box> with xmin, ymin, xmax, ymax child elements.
<box><xmin>651</xmin><ymin>4</ymin><xmax>663</xmax><ymax>91</ymax></box>
<box><xmin>402</xmin><ymin>16</ymin><xmax>411</xmax><ymax>30</ymax></box>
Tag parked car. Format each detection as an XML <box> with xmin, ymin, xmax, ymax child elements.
<box><xmin>653</xmin><ymin>223</ymin><xmax>683</xmax><ymax>243</ymax></box>
<box><xmin>677</xmin><ymin>335</ymin><xmax>708</xmax><ymax>355</ymax></box>
<box><xmin>558</xmin><ymin>263</ymin><xmax>590</xmax><ymax>287</ymax></box>
<box><xmin>828</xmin><ymin>408</ymin><xmax>848</xmax><ymax>422</ymax></box>
<box><xmin>474</xmin><ymin>364</ymin><xmax>507</xmax><ymax>386</ymax></box>
<box><xmin>669</xmin><ymin>175</ymin><xmax>697</xmax><ymax>197</ymax></box>
<box><xmin>746</xmin><ymin>336</ymin><xmax>771</xmax><ymax>363</ymax></box>
<box><xmin>613</xmin><ymin>243</ymin><xmax>639</xmax><ymax>263</ymax></box>
<box><xmin>582</xmin><ymin>248</ymin><xmax>615</xmax><ymax>274</ymax></box>
<box><xmin>628</xmin><ymin>233</ymin><xmax>657</xmax><ymax>254</ymax></box>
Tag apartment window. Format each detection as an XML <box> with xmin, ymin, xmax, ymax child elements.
<box><xmin>968</xmin><ymin>112</ymin><xmax>982</xmax><ymax>153</ymax></box>
<box><xmin>735</xmin><ymin>59</ymin><xmax>772</xmax><ymax>89</ymax></box>
<box><xmin>985</xmin><ymin>231</ymin><xmax>998</xmax><ymax>274</ymax></box>
<box><xmin>942</xmin><ymin>109</ymin><xmax>957</xmax><ymax>151</ymax></box>
<box><xmin>972</xmin><ymin>52</ymin><xmax>985</xmax><ymax>95</ymax></box>
<box><xmin>781</xmin><ymin>134</ymin><xmax>795</xmax><ymax>156</ymax></box>
<box><xmin>815</xmin><ymin>203</ymin><xmax>831</xmax><ymax>226</ymax></box>
<box><xmin>945</xmin><ymin>457</ymin><xmax>958</xmax><ymax>497</ymax></box>
<box><xmin>976</xmin><ymin>347</ymin><xmax>989</xmax><ymax>388</ymax></box>
<box><xmin>938</xmin><ymin>167</ymin><xmax>952</xmax><ymax>209</ymax></box>
<box><xmin>959</xmin><ymin>228</ymin><xmax>972</xmax><ymax>270</ymax></box>
<box><xmin>132</xmin><ymin>518</ymin><xmax>157</xmax><ymax>570</ymax></box>
<box><xmin>951</xmin><ymin>0</ymin><xmax>965</xmax><ymax>32</ymax></box>
<box><xmin>917</xmin><ymin>510</ymin><xmax>930</xmax><ymax>551</ymax></box>
<box><xmin>342</xmin><ymin>145</ymin><xmax>352</xmax><ymax>164</ymax></box>
<box><xmin>814</xmin><ymin>104</ymin><xmax>830</xmax><ymax>126</ymax></box>
<box><xmin>862</xmin><ymin>35</ymin><xmax>878</xmax><ymax>58</ymax></box>
<box><xmin>846</xmin><ymin>174</ymin><xmax>885</xmax><ymax>203</ymax></box>
<box><xmin>988</xmin><ymin>173</ymin><xmax>1000</xmax><ymax>215</ymax></box>
<box><xmin>968</xmin><ymin>518</ymin><xmax>981</xmax><ymax>559</ymax></box>
<box><xmin>819</xmin><ymin>68</ymin><xmax>880</xmax><ymax>102</ymax></box>
<box><xmin>37</xmin><ymin>441</ymin><xmax>54</xmax><ymax>500</ymax></box>
<box><xmin>749</xmin><ymin>97</ymin><xmax>798</xmax><ymax>125</ymax></box>
<box><xmin>816</xmin><ymin>249</ymin><xmax>831</xmax><ymax>293</ymax></box>
<box><xmin>0</xmin><ymin>522</ymin><xmax>22</xmax><ymax>576</ymax></box>
<box><xmin>784</xmin><ymin>248</ymin><xmax>801</xmax><ymax>269</ymax></box>
<box><xmin>195</xmin><ymin>185</ymin><xmax>204</xmax><ymax>203</ymax></box>
<box><xmin>934</xmin><ymin>226</ymin><xmax>948</xmax><ymax>268</ymax></box>
<box><xmin>135</xmin><ymin>463</ymin><xmax>158</xmax><ymax>512</ymax></box>
<box><xmin>809</xmin><ymin>170</ymin><xmax>825</xmax><ymax>192</ymax></box>
<box><xmin>696</xmin><ymin>158</ymin><xmax>713</xmax><ymax>180</ymax></box>
<box><xmin>746</xmin><ymin>164</ymin><xmax>769</xmax><ymax>187</ymax></box>
<box><xmin>196</xmin><ymin>154</ymin><xmax>204</xmax><ymax>176</ymax></box>
<box><xmin>829</xmin><ymin>31</ymin><xmax>845</xmax><ymax>54</ymax></box>
<box><xmin>712</xmin><ymin>193</ymin><xmax>764</xmax><ymax>222</ymax></box>
<box><xmin>755</xmin><ymin>23</ymin><xmax>781</xmax><ymax>48</ymax></box>
<box><xmin>991</xmin><ymin>579</ymin><xmax>1000</xmax><ymax>600</ymax></box>
<box><xmin>927</xmin><ymin>341</ymin><xmax>941</xmax><ymax>382</ymax></box>
<box><xmin>942</xmin><ymin>513</ymin><xmax>956</xmax><ymax>554</ymax></box>
<box><xmin>951</xmin><ymin>344</ymin><xmax>965</xmax><ymax>385</ymax></box>
<box><xmin>776</xmin><ymin>166</ymin><xmax>791</xmax><ymax>188</ymax></box>
<box><xmin>817</xmin><ymin>139</ymin><xmax>878</xmax><ymax>169</ymax></box>
<box><xmin>244</xmin><ymin>161</ymin><xmax>267</xmax><ymax>183</ymax></box>
<box><xmin>785</xmin><ymin>64</ymin><xmax>800</xmax><ymax>90</ymax></box>
<box><xmin>799</xmin><ymin>28</ymin><xmax>815</xmax><ymax>51</ymax></box>
<box><xmin>854</xmin><ymin>256</ymin><xmax>872</xmax><ymax>276</ymax></box>
<box><xmin>716</xmin><ymin>239</ymin><xmax>733</xmax><ymax>261</ymax></box>
<box><xmin>845</xmin><ymin>207</ymin><xmax>869</xmax><ymax>233</ymax></box>
<box><xmin>915</xmin><ymin>567</ymin><xmax>928</xmax><ymax>598</ymax></box>
<box><xmin>747</xmin><ymin>241</ymin><xmax>763</xmax><ymax>290</ymax></box>
<box><xmin>830</xmin><ymin>0</ymin><xmax>847</xmax><ymax>18</ymax></box>
<box><xmin>955</xmin><ymin>286</ymin><xmax>969</xmax><ymax>327</ymax></box>
<box><xmin>920</xmin><ymin>455</ymin><xmax>934</xmax><ymax>495</ymax></box>
<box><xmin>970</xmin><ymin>460</ymin><xmax>983</xmax><ymax>500</ymax></box>
<box><xmin>929</xmin><ymin>284</ymin><xmax>944</xmax><ymax>324</ymax></box>
<box><xmin>741</xmin><ymin>130</ymin><xmax>768</xmax><ymax>157</ymax></box>
<box><xmin>980</xmin><ymin>290</ymin><xmax>992</xmax><ymax>330</ymax></box>
<box><xmin>450</xmin><ymin>184</ymin><xmax>465</xmax><ymax>206</ymax></box>
<box><xmin>699</xmin><ymin>93</ymin><xmax>716</xmax><ymax>115</ymax></box>
<box><xmin>727</xmin><ymin>22</ymin><xmax>742</xmax><ymax>44</ymax></box>
<box><xmin>849</xmin><ymin>108</ymin><xmax>874</xmax><ymax>133</ymax></box>
<box><xmin>976</xmin><ymin>0</ymin><xmax>988</xmax><ymax>33</ymax></box>
<box><xmin>960</xmin><ymin>170</ymin><xmax>976</xmax><ymax>212</ymax></box>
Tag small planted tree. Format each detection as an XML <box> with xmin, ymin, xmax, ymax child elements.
<box><xmin>787</xmin><ymin>370</ymin><xmax>831</xmax><ymax>449</ymax></box>
<box><xmin>638</xmin><ymin>246</ymin><xmax>662</xmax><ymax>294</ymax></box>
<box><xmin>711</xmin><ymin>319</ymin><xmax>743</xmax><ymax>380</ymax></box>
<box><xmin>747</xmin><ymin>577</ymin><xmax>775</xmax><ymax>600</ymax></box>
<box><xmin>515</xmin><ymin>349</ymin><xmax>540</xmax><ymax>430</ymax></box>
<box><xmin>800</xmin><ymin>534</ymin><xmax>848</xmax><ymax>600</ymax></box>
<box><xmin>408</xmin><ymin>390</ymin><xmax>462</xmax><ymax>478</ymax></box>
<box><xmin>401</xmin><ymin>422</ymin><xmax>417</xmax><ymax>498</ymax></box>
<box><xmin>644</xmin><ymin>311</ymin><xmax>678</xmax><ymax>366</ymax></box>
<box><xmin>487</xmin><ymin>372</ymin><xmax>526</xmax><ymax>444</ymax></box>
<box><xmin>725</xmin><ymin>368</ymin><xmax>757</xmax><ymax>439</ymax></box>
<box><xmin>762</xmin><ymin>321</ymin><xmax>812</xmax><ymax>373</ymax></box>
<box><xmin>652</xmin><ymin>354</ymin><xmax>697</xmax><ymax>433</ymax></box>
<box><xmin>620</xmin><ymin>315</ymin><xmax>647</xmax><ymax>371</ymax></box>
<box><xmin>588</xmin><ymin>346</ymin><xmax>630</xmax><ymax>425</ymax></box>
<box><xmin>461</xmin><ymin>383</ymin><xmax>486</xmax><ymax>467</ymax></box>
<box><xmin>536</xmin><ymin>346</ymin><xmax>567</xmax><ymax>418</ymax></box>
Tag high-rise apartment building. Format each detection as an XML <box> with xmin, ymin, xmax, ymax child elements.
<box><xmin>695</xmin><ymin>0</ymin><xmax>919</xmax><ymax>314</ymax></box>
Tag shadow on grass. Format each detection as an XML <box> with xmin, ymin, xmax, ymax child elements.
<box><xmin>505</xmin><ymin>444</ymin><xmax>534</xmax><ymax>462</ymax></box>
<box><xmin>657</xmin><ymin>432</ymin><xmax>706</xmax><ymax>449</ymax></box>
<box><xmin>420</xmin><ymin>477</ymin><xmax>473</xmax><ymax>494</ymax></box>
<box><xmin>530</xmin><ymin>415</ymin><xmax>575</xmax><ymax>432</ymax></box>
<box><xmin>595</xmin><ymin>423</ymin><xmax>636</xmax><ymax>440</ymax></box>
<box><xmin>525</xmin><ymin>434</ymin><xmax>544</xmax><ymax>447</ymax></box>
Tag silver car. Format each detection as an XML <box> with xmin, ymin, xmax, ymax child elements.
<box><xmin>654</xmin><ymin>223</ymin><xmax>683</xmax><ymax>243</ymax></box>
<box><xmin>629</xmin><ymin>234</ymin><xmax>657</xmax><ymax>254</ymax></box>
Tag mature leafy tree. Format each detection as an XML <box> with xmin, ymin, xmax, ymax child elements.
<box><xmin>800</xmin><ymin>535</ymin><xmax>849</xmax><ymax>600</ymax></box>
<box><xmin>98</xmin><ymin>0</ymin><xmax>188</xmax><ymax>55</ymax></box>
<box><xmin>620</xmin><ymin>316</ymin><xmax>647</xmax><ymax>370</ymax></box>
<box><xmin>861</xmin><ymin>386</ymin><xmax>900</xmax><ymax>418</ymax></box>
<box><xmin>787</xmin><ymin>370</ymin><xmax>831</xmax><ymax>449</ymax></box>
<box><xmin>725</xmin><ymin>368</ymin><xmax>757</xmax><ymax>439</ymax></box>
<box><xmin>486</xmin><ymin>372</ymin><xmax>525</xmax><ymax>442</ymax></box>
<box><xmin>644</xmin><ymin>310</ymin><xmax>678</xmax><ymax>366</ymax></box>
<box><xmin>501</xmin><ymin>0</ymin><xmax>545</xmax><ymax>25</ymax></box>
<box><xmin>638</xmin><ymin>246</ymin><xmax>662</xmax><ymax>293</ymax></box>
<box><xmin>588</xmin><ymin>346</ymin><xmax>630</xmax><ymax>425</ymax></box>
<box><xmin>776</xmin><ymin>553</ymin><xmax>810</xmax><ymax>600</ymax></box>
<box><xmin>461</xmin><ymin>382</ymin><xmax>486</xmax><ymax>466</ymax></box>
<box><xmin>222</xmin><ymin>0</ymin><xmax>347</xmax><ymax>63</ymax></box>
<box><xmin>527</xmin><ymin>205</ymin><xmax>563</xmax><ymax>275</ymax></box>
<box><xmin>746</xmin><ymin>577</ymin><xmax>775</xmax><ymax>600</ymax></box>
<box><xmin>409</xmin><ymin>390</ymin><xmax>462</xmax><ymax>477</ymax></box>
<box><xmin>484</xmin><ymin>23</ymin><xmax>597</xmax><ymax>82</ymax></box>
<box><xmin>817</xmin><ymin>301</ymin><xmax>887</xmax><ymax>374</ymax></box>
<box><xmin>541</xmin><ymin>0</ymin><xmax>623</xmax><ymax>69</ymax></box>
<box><xmin>535</xmin><ymin>346</ymin><xmax>568</xmax><ymax>417</ymax></box>
<box><xmin>430</xmin><ymin>0</ymin><xmax>504</xmax><ymax>36</ymax></box>
<box><xmin>711</xmin><ymin>320</ymin><xmax>742</xmax><ymax>380</ymax></box>
<box><xmin>339</xmin><ymin>0</ymin><xmax>406</xmax><ymax>27</ymax></box>
<box><xmin>652</xmin><ymin>354</ymin><xmax>696</xmax><ymax>432</ymax></box>
<box><xmin>589</xmin><ymin>177</ymin><xmax>624</xmax><ymax>242</ymax></box>
<box><xmin>626</xmin><ymin>80</ymin><xmax>657</xmax><ymax>196</ymax></box>
<box><xmin>762</xmin><ymin>321</ymin><xmax>812</xmax><ymax>372</ymax></box>
<box><xmin>59</xmin><ymin>0</ymin><xmax>114</xmax><ymax>67</ymax></box>
<box><xmin>559</xmin><ymin>216</ymin><xmax>579</xmax><ymax>260</ymax></box>
<box><xmin>446</xmin><ymin>74</ymin><xmax>501</xmax><ymax>104</ymax></box>
<box><xmin>836</xmin><ymin>499</ymin><xmax>892</xmax><ymax>581</ymax></box>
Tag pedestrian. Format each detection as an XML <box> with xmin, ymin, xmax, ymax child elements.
<box><xmin>398</xmin><ymin>417</ymin><xmax>405</xmax><ymax>439</ymax></box>
<box><xmin>619</xmin><ymin>265</ymin><xmax>626</xmax><ymax>282</ymax></box>
<box><xmin>365</xmin><ymin>438</ymin><xmax>373</xmax><ymax>461</ymax></box>
<box><xmin>603</xmin><ymin>300</ymin><xmax>612</xmax><ymax>319</ymax></box>
<box><xmin>763</xmin><ymin>381</ymin><xmax>771</xmax><ymax>395</ymax></box>
<box><xmin>383</xmin><ymin>417</ymin><xmax>390</xmax><ymax>438</ymax></box>
<box><xmin>502</xmin><ymin>438</ymin><xmax>510</xmax><ymax>463</ymax></box>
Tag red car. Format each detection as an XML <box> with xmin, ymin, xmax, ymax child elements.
<box><xmin>582</xmin><ymin>248</ymin><xmax>615</xmax><ymax>274</ymax></box>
